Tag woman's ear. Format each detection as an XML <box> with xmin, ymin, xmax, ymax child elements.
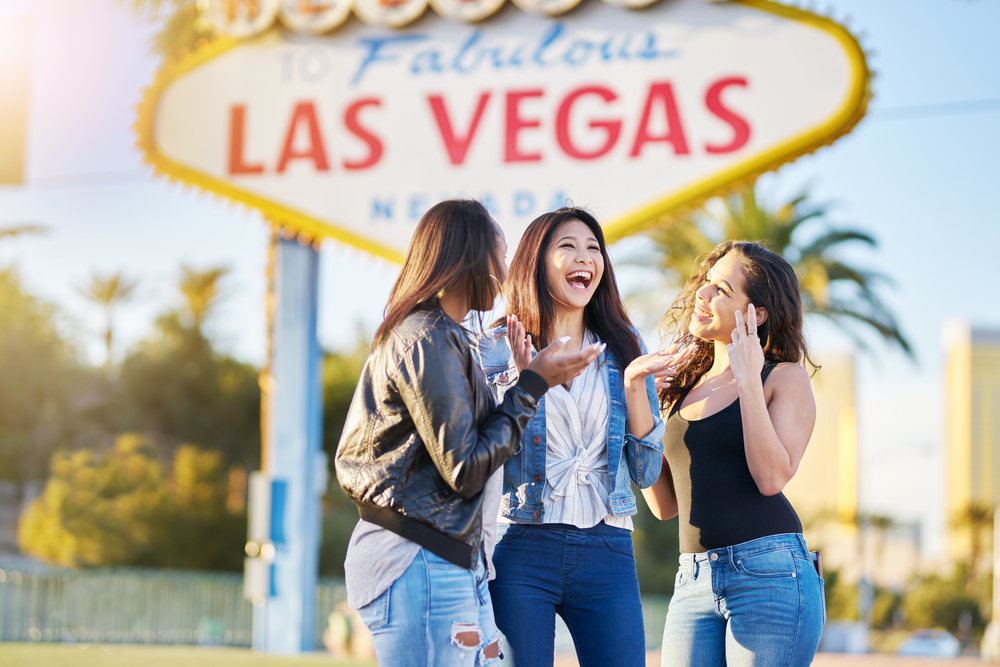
<box><xmin>753</xmin><ymin>306</ymin><xmax>768</xmax><ymax>328</ymax></box>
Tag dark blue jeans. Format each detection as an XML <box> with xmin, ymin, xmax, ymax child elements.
<box><xmin>489</xmin><ymin>522</ymin><xmax>646</xmax><ymax>667</ymax></box>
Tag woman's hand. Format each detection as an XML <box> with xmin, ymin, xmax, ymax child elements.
<box><xmin>506</xmin><ymin>314</ymin><xmax>532</xmax><ymax>373</ymax></box>
<box><xmin>526</xmin><ymin>336</ymin><xmax>603</xmax><ymax>389</ymax></box>
<box><xmin>728</xmin><ymin>304</ymin><xmax>765</xmax><ymax>387</ymax></box>
<box><xmin>625</xmin><ymin>342</ymin><xmax>696</xmax><ymax>391</ymax></box>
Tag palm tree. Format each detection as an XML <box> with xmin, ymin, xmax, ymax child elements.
<box><xmin>77</xmin><ymin>272</ymin><xmax>139</xmax><ymax>365</ymax></box>
<box><xmin>868</xmin><ymin>513</ymin><xmax>896</xmax><ymax>587</ymax></box>
<box><xmin>637</xmin><ymin>184</ymin><xmax>912</xmax><ymax>357</ymax></box>
<box><xmin>179</xmin><ymin>264</ymin><xmax>229</xmax><ymax>331</ymax></box>
<box><xmin>950</xmin><ymin>501</ymin><xmax>994</xmax><ymax>595</ymax></box>
<box><xmin>117</xmin><ymin>0</ymin><xmax>213</xmax><ymax>60</ymax></box>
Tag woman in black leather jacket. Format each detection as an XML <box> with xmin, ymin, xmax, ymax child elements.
<box><xmin>335</xmin><ymin>199</ymin><xmax>600</xmax><ymax>667</ymax></box>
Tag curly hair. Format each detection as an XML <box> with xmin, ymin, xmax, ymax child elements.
<box><xmin>659</xmin><ymin>240</ymin><xmax>817</xmax><ymax>411</ymax></box>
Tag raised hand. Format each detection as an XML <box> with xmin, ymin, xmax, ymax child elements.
<box><xmin>526</xmin><ymin>336</ymin><xmax>604</xmax><ymax>389</ymax></box>
<box><xmin>728</xmin><ymin>304</ymin><xmax>764</xmax><ymax>384</ymax></box>
<box><xmin>624</xmin><ymin>342</ymin><xmax>696</xmax><ymax>391</ymax></box>
<box><xmin>506</xmin><ymin>314</ymin><xmax>533</xmax><ymax>373</ymax></box>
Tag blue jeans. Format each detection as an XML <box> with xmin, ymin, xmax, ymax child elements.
<box><xmin>489</xmin><ymin>522</ymin><xmax>646</xmax><ymax>667</ymax></box>
<box><xmin>661</xmin><ymin>533</ymin><xmax>825</xmax><ymax>667</ymax></box>
<box><xmin>356</xmin><ymin>548</ymin><xmax>500</xmax><ymax>667</ymax></box>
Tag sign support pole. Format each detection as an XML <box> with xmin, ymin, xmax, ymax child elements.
<box><xmin>259</xmin><ymin>231</ymin><xmax>326</xmax><ymax>653</ymax></box>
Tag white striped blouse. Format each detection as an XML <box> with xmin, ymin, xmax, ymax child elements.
<box><xmin>541</xmin><ymin>331</ymin><xmax>632</xmax><ymax>531</ymax></box>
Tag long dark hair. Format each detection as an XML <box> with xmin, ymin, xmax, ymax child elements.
<box><xmin>659</xmin><ymin>240</ymin><xmax>817</xmax><ymax>410</ymax></box>
<box><xmin>499</xmin><ymin>207</ymin><xmax>641</xmax><ymax>367</ymax></box>
<box><xmin>373</xmin><ymin>199</ymin><xmax>501</xmax><ymax>348</ymax></box>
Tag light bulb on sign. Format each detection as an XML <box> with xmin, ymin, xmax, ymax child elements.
<box><xmin>279</xmin><ymin>0</ymin><xmax>354</xmax><ymax>33</ymax></box>
<box><xmin>206</xmin><ymin>0</ymin><xmax>281</xmax><ymax>38</ymax></box>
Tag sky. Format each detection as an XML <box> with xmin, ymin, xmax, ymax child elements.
<box><xmin>1</xmin><ymin>0</ymin><xmax>998</xmax><ymax>557</ymax></box>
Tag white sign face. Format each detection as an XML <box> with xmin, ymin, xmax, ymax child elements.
<box><xmin>140</xmin><ymin>0</ymin><xmax>867</xmax><ymax>262</ymax></box>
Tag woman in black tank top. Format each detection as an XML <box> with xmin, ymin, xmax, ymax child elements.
<box><xmin>643</xmin><ymin>241</ymin><xmax>825</xmax><ymax>667</ymax></box>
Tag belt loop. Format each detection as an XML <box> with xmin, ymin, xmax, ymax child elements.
<box><xmin>694</xmin><ymin>557</ymin><xmax>700</xmax><ymax>579</ymax></box>
<box><xmin>727</xmin><ymin>545</ymin><xmax>737</xmax><ymax>572</ymax></box>
<box><xmin>797</xmin><ymin>533</ymin><xmax>807</xmax><ymax>554</ymax></box>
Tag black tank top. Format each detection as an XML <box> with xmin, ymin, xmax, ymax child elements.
<box><xmin>664</xmin><ymin>362</ymin><xmax>803</xmax><ymax>553</ymax></box>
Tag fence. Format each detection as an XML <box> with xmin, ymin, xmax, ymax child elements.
<box><xmin>0</xmin><ymin>561</ymin><xmax>347</xmax><ymax>647</ymax></box>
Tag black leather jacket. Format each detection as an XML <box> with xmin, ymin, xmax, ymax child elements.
<box><xmin>335</xmin><ymin>304</ymin><xmax>547</xmax><ymax>569</ymax></box>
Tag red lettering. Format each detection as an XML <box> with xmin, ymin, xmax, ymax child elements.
<box><xmin>228</xmin><ymin>105</ymin><xmax>265</xmax><ymax>175</ymax></box>
<box><xmin>505</xmin><ymin>89</ymin><xmax>544</xmax><ymax>163</ymax></box>
<box><xmin>343</xmin><ymin>98</ymin><xmax>384</xmax><ymax>170</ymax></box>
<box><xmin>705</xmin><ymin>77</ymin><xmax>750</xmax><ymax>154</ymax></box>
<box><xmin>555</xmin><ymin>86</ymin><xmax>621</xmax><ymax>160</ymax></box>
<box><xmin>629</xmin><ymin>83</ymin><xmax>690</xmax><ymax>157</ymax></box>
<box><xmin>428</xmin><ymin>93</ymin><xmax>491</xmax><ymax>166</ymax></box>
<box><xmin>277</xmin><ymin>102</ymin><xmax>330</xmax><ymax>173</ymax></box>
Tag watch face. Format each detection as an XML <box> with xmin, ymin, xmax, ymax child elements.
<box><xmin>206</xmin><ymin>0</ymin><xmax>281</xmax><ymax>38</ymax></box>
<box><xmin>429</xmin><ymin>0</ymin><xmax>507</xmax><ymax>23</ymax></box>
<box><xmin>279</xmin><ymin>0</ymin><xmax>354</xmax><ymax>33</ymax></box>
<box><xmin>353</xmin><ymin>0</ymin><xmax>428</xmax><ymax>27</ymax></box>
<box><xmin>509</xmin><ymin>0</ymin><xmax>580</xmax><ymax>17</ymax></box>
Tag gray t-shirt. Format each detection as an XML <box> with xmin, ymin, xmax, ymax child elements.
<box><xmin>344</xmin><ymin>470</ymin><xmax>504</xmax><ymax>609</ymax></box>
<box><xmin>344</xmin><ymin>519</ymin><xmax>420</xmax><ymax>609</ymax></box>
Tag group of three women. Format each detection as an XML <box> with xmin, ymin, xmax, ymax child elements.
<box><xmin>335</xmin><ymin>199</ymin><xmax>826</xmax><ymax>667</ymax></box>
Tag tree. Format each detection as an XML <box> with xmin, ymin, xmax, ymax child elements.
<box><xmin>0</xmin><ymin>266</ymin><xmax>79</xmax><ymax>497</ymax></box>
<box><xmin>637</xmin><ymin>185</ymin><xmax>911</xmax><ymax>356</ymax></box>
<box><xmin>77</xmin><ymin>271</ymin><xmax>138</xmax><ymax>365</ymax></box>
<box><xmin>951</xmin><ymin>501</ymin><xmax>994</xmax><ymax>595</ymax></box>
<box><xmin>117</xmin><ymin>266</ymin><xmax>260</xmax><ymax>468</ymax></box>
<box><xmin>18</xmin><ymin>433</ymin><xmax>245</xmax><ymax>570</ymax></box>
<box><xmin>117</xmin><ymin>0</ymin><xmax>213</xmax><ymax>60</ymax></box>
<box><xmin>178</xmin><ymin>264</ymin><xmax>228</xmax><ymax>332</ymax></box>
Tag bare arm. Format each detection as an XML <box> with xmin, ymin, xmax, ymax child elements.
<box><xmin>729</xmin><ymin>306</ymin><xmax>817</xmax><ymax>496</ymax></box>
<box><xmin>641</xmin><ymin>455</ymin><xmax>678</xmax><ymax>520</ymax></box>
<box><xmin>624</xmin><ymin>343</ymin><xmax>694</xmax><ymax>440</ymax></box>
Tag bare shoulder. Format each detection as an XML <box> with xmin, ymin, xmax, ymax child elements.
<box><xmin>764</xmin><ymin>362</ymin><xmax>814</xmax><ymax>400</ymax></box>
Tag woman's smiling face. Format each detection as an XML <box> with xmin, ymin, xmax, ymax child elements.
<box><xmin>689</xmin><ymin>251</ymin><xmax>750</xmax><ymax>343</ymax></box>
<box><xmin>544</xmin><ymin>219</ymin><xmax>604</xmax><ymax>313</ymax></box>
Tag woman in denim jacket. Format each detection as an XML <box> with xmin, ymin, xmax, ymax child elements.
<box><xmin>474</xmin><ymin>208</ymin><xmax>686</xmax><ymax>667</ymax></box>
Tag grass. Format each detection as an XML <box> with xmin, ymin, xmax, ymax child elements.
<box><xmin>0</xmin><ymin>643</ymin><xmax>378</xmax><ymax>667</ymax></box>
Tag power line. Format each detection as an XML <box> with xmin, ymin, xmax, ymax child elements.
<box><xmin>869</xmin><ymin>97</ymin><xmax>1000</xmax><ymax>120</ymax></box>
<box><xmin>18</xmin><ymin>170</ymin><xmax>148</xmax><ymax>188</ymax></box>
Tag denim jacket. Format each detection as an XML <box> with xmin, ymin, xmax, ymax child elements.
<box><xmin>474</xmin><ymin>325</ymin><xmax>665</xmax><ymax>523</ymax></box>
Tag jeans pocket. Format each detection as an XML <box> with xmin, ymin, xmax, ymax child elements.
<box><xmin>356</xmin><ymin>586</ymin><xmax>390</xmax><ymax>631</ymax></box>
<box><xmin>736</xmin><ymin>548</ymin><xmax>796</xmax><ymax>578</ymax></box>
<box><xmin>496</xmin><ymin>523</ymin><xmax>529</xmax><ymax>542</ymax></box>
<box><xmin>599</xmin><ymin>533</ymin><xmax>634</xmax><ymax>558</ymax></box>
<box><xmin>674</xmin><ymin>568</ymin><xmax>690</xmax><ymax>590</ymax></box>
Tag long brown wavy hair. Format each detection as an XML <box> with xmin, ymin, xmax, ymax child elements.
<box><xmin>498</xmin><ymin>207</ymin><xmax>641</xmax><ymax>368</ymax></box>
<box><xmin>373</xmin><ymin>199</ymin><xmax>502</xmax><ymax>348</ymax></box>
<box><xmin>659</xmin><ymin>240</ymin><xmax>817</xmax><ymax>410</ymax></box>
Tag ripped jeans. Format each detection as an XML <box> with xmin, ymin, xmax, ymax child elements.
<box><xmin>356</xmin><ymin>548</ymin><xmax>500</xmax><ymax>667</ymax></box>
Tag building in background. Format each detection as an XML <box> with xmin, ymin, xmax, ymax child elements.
<box><xmin>944</xmin><ymin>321</ymin><xmax>1000</xmax><ymax>567</ymax></box>
<box><xmin>785</xmin><ymin>353</ymin><xmax>858</xmax><ymax>527</ymax></box>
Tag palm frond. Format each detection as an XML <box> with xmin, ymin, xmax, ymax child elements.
<box><xmin>632</xmin><ymin>183</ymin><xmax>913</xmax><ymax>359</ymax></box>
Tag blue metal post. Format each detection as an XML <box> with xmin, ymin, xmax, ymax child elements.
<box><xmin>262</xmin><ymin>236</ymin><xmax>325</xmax><ymax>653</ymax></box>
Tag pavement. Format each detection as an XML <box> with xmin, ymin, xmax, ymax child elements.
<box><xmin>549</xmin><ymin>653</ymin><xmax>994</xmax><ymax>667</ymax></box>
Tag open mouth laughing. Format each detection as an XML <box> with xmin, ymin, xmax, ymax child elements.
<box><xmin>566</xmin><ymin>270</ymin><xmax>593</xmax><ymax>291</ymax></box>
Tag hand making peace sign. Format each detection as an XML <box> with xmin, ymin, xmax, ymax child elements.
<box><xmin>728</xmin><ymin>303</ymin><xmax>765</xmax><ymax>384</ymax></box>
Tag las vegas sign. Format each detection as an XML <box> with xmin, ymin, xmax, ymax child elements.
<box><xmin>137</xmin><ymin>0</ymin><xmax>869</xmax><ymax>263</ymax></box>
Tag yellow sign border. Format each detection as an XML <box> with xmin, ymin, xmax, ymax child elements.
<box><xmin>135</xmin><ymin>0</ymin><xmax>869</xmax><ymax>264</ymax></box>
